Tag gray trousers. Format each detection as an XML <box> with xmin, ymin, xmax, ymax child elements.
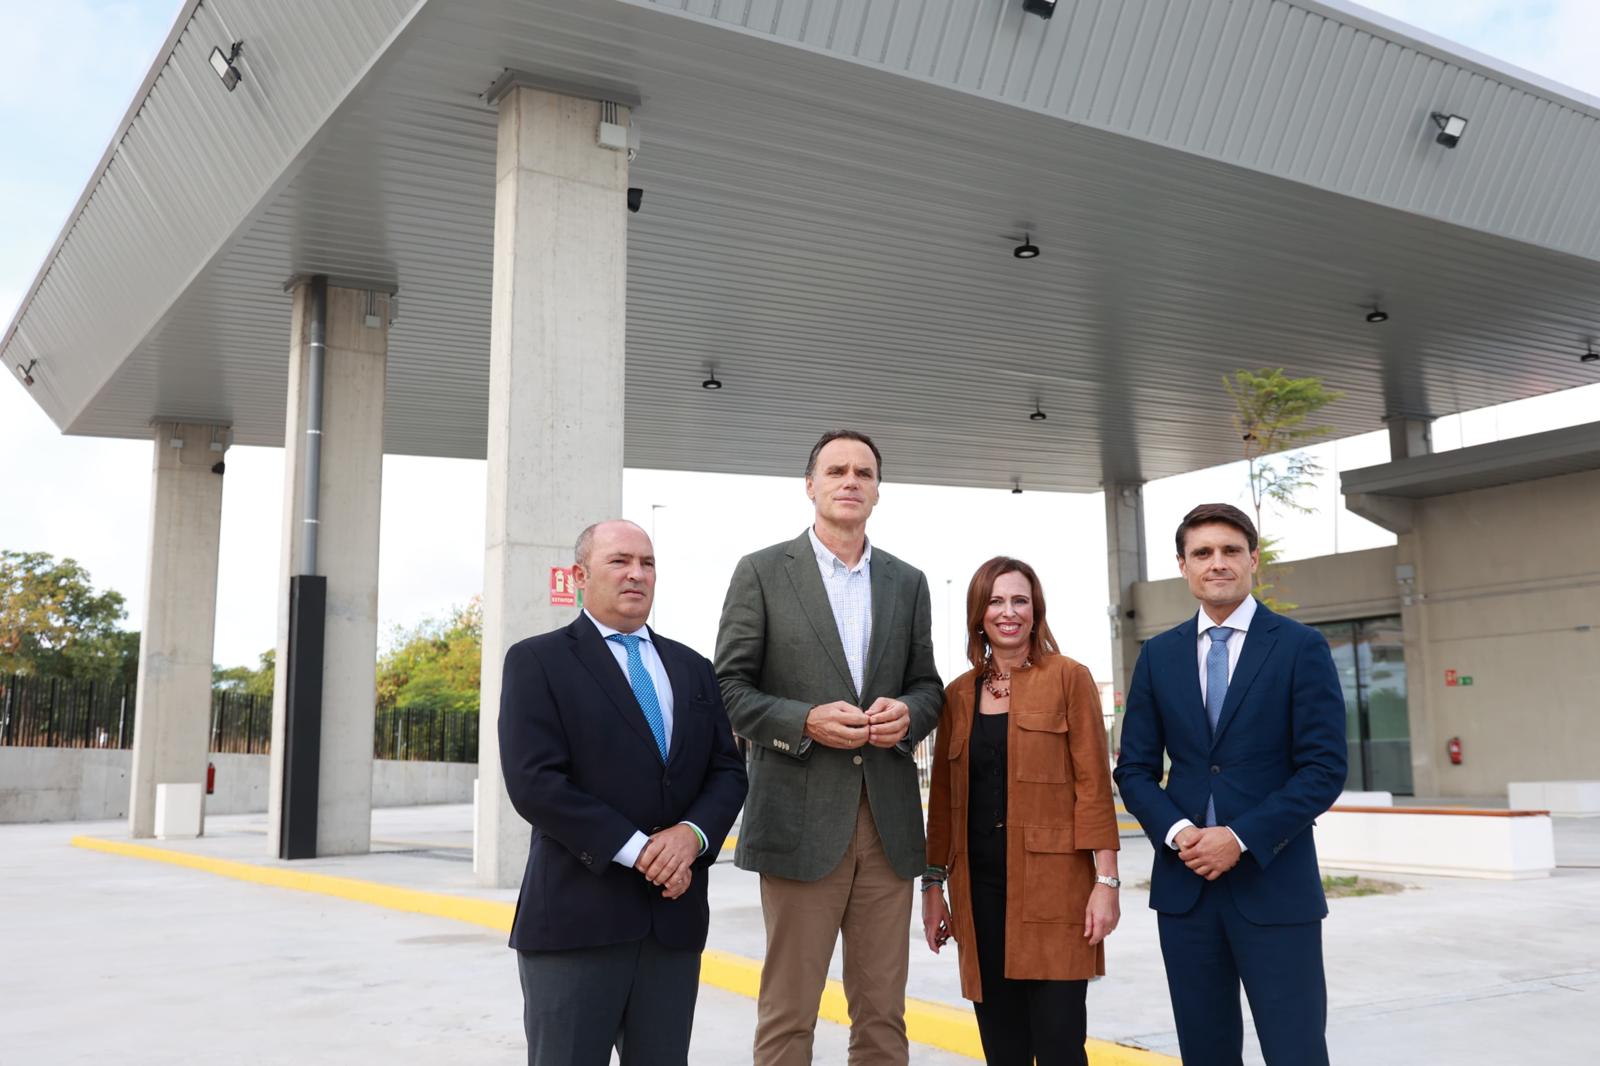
<box><xmin>517</xmin><ymin>936</ymin><xmax>701</xmax><ymax>1066</ymax></box>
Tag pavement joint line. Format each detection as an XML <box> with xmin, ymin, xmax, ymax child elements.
<box><xmin>69</xmin><ymin>834</ymin><xmax>1177</xmax><ymax>1066</ymax></box>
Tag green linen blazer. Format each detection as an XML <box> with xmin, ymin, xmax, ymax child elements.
<box><xmin>714</xmin><ymin>530</ymin><xmax>944</xmax><ymax>881</ymax></box>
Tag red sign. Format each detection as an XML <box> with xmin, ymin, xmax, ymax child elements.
<box><xmin>1445</xmin><ymin>669</ymin><xmax>1458</xmax><ymax>687</ymax></box>
<box><xmin>549</xmin><ymin>566</ymin><xmax>577</xmax><ymax>607</ymax></box>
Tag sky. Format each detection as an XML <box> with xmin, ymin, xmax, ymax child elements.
<box><xmin>3</xmin><ymin>0</ymin><xmax>1599</xmax><ymax>683</ymax></box>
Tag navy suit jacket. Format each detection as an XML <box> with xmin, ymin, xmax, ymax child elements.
<box><xmin>1114</xmin><ymin>600</ymin><xmax>1346</xmax><ymax>924</ymax></box>
<box><xmin>499</xmin><ymin>615</ymin><xmax>748</xmax><ymax>953</ymax></box>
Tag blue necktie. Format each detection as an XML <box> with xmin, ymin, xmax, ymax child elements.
<box><xmin>1204</xmin><ymin>626</ymin><xmax>1234</xmax><ymax>827</ymax></box>
<box><xmin>606</xmin><ymin>633</ymin><xmax>669</xmax><ymax>762</ymax></box>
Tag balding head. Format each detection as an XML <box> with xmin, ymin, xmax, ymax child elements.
<box><xmin>572</xmin><ymin>520</ymin><xmax>656</xmax><ymax>631</ymax></box>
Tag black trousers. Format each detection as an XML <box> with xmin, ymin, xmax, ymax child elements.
<box><xmin>517</xmin><ymin>935</ymin><xmax>700</xmax><ymax>1066</ymax></box>
<box><xmin>970</xmin><ymin>870</ymin><xmax>1089</xmax><ymax>1066</ymax></box>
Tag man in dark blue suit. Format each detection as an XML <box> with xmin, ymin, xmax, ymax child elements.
<box><xmin>499</xmin><ymin>519</ymin><xmax>748</xmax><ymax>1066</ymax></box>
<box><xmin>1114</xmin><ymin>503</ymin><xmax>1346</xmax><ymax>1066</ymax></box>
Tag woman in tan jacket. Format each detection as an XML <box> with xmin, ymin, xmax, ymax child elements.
<box><xmin>922</xmin><ymin>556</ymin><xmax>1121</xmax><ymax>1066</ymax></box>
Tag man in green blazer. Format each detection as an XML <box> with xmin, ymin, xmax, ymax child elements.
<box><xmin>716</xmin><ymin>429</ymin><xmax>943</xmax><ymax>1066</ymax></box>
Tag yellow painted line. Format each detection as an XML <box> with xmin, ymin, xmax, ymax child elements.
<box><xmin>723</xmin><ymin>834</ymin><xmax>737</xmax><ymax>851</ymax></box>
<box><xmin>72</xmin><ymin>835</ymin><xmax>1176</xmax><ymax>1065</ymax></box>
<box><xmin>1118</xmin><ymin>821</ymin><xmax>1142</xmax><ymax>832</ymax></box>
<box><xmin>71</xmin><ymin>836</ymin><xmax>514</xmax><ymax>932</ymax></box>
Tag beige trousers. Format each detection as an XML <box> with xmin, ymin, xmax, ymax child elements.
<box><xmin>753</xmin><ymin>790</ymin><xmax>914</xmax><ymax>1066</ymax></box>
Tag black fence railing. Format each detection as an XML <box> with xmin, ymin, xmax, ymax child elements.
<box><xmin>0</xmin><ymin>673</ymin><xmax>135</xmax><ymax>749</ymax></box>
<box><xmin>374</xmin><ymin>706</ymin><xmax>479</xmax><ymax>763</ymax></box>
<box><xmin>1</xmin><ymin>673</ymin><xmax>479</xmax><ymax>763</ymax></box>
<box><xmin>211</xmin><ymin>690</ymin><xmax>273</xmax><ymax>754</ymax></box>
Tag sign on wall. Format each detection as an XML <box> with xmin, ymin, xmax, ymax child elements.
<box><xmin>550</xmin><ymin>566</ymin><xmax>580</xmax><ymax>607</ymax></box>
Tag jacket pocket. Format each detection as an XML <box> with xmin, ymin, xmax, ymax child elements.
<box><xmin>1014</xmin><ymin>713</ymin><xmax>1069</xmax><ymax>783</ymax></box>
<box><xmin>1021</xmin><ymin>826</ymin><xmax>1088</xmax><ymax>924</ymax></box>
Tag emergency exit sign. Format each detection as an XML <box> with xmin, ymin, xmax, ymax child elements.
<box><xmin>1445</xmin><ymin>670</ymin><xmax>1474</xmax><ymax>687</ymax></box>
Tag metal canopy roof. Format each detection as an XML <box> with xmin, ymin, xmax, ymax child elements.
<box><xmin>7</xmin><ymin>0</ymin><xmax>1600</xmax><ymax>491</ymax></box>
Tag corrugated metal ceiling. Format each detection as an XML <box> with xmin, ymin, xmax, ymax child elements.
<box><xmin>6</xmin><ymin>0</ymin><xmax>1600</xmax><ymax>491</ymax></box>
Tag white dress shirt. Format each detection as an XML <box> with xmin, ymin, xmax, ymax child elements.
<box><xmin>583</xmin><ymin>610</ymin><xmax>702</xmax><ymax>868</ymax></box>
<box><xmin>1165</xmin><ymin>596</ymin><xmax>1257</xmax><ymax>853</ymax></box>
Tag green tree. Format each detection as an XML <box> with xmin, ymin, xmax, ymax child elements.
<box><xmin>376</xmin><ymin>598</ymin><xmax>482</xmax><ymax>716</ymax></box>
<box><xmin>214</xmin><ymin>648</ymin><xmax>275</xmax><ymax>699</ymax></box>
<box><xmin>0</xmin><ymin>550</ymin><xmax>138</xmax><ymax>683</ymax></box>
<box><xmin>1223</xmin><ymin>369</ymin><xmax>1344</xmax><ymax>610</ymax></box>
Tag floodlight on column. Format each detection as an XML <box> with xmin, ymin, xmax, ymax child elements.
<box><xmin>209</xmin><ymin>42</ymin><xmax>243</xmax><ymax>92</ymax></box>
<box><xmin>1430</xmin><ymin>112</ymin><xmax>1467</xmax><ymax>147</ymax></box>
<box><xmin>1023</xmin><ymin>0</ymin><xmax>1057</xmax><ymax>18</ymax></box>
<box><xmin>14</xmin><ymin>359</ymin><xmax>36</xmax><ymax>387</ymax></box>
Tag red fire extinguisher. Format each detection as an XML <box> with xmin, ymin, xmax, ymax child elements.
<box><xmin>206</xmin><ymin>761</ymin><xmax>216</xmax><ymax>795</ymax></box>
<box><xmin>1446</xmin><ymin>737</ymin><xmax>1463</xmax><ymax>766</ymax></box>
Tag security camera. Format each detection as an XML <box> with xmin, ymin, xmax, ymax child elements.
<box><xmin>627</xmin><ymin>187</ymin><xmax>643</xmax><ymax>214</ymax></box>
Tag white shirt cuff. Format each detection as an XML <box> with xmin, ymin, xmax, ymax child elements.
<box><xmin>613</xmin><ymin>830</ymin><xmax>649</xmax><ymax>868</ymax></box>
<box><xmin>1165</xmin><ymin>819</ymin><xmax>1249</xmax><ymax>853</ymax></box>
<box><xmin>683</xmin><ymin>821</ymin><xmax>708</xmax><ymax>856</ymax></box>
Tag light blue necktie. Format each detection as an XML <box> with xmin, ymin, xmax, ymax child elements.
<box><xmin>1204</xmin><ymin>626</ymin><xmax>1234</xmax><ymax>827</ymax></box>
<box><xmin>606</xmin><ymin>633</ymin><xmax>669</xmax><ymax>762</ymax></box>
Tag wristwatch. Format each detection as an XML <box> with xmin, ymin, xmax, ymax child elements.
<box><xmin>1094</xmin><ymin>874</ymin><xmax>1122</xmax><ymax>889</ymax></box>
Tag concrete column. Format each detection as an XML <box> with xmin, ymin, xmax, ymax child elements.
<box><xmin>128</xmin><ymin>422</ymin><xmax>229</xmax><ymax>837</ymax></box>
<box><xmin>1104</xmin><ymin>482</ymin><xmax>1146</xmax><ymax>740</ymax></box>
<box><xmin>266</xmin><ymin>282</ymin><xmax>388</xmax><ymax>857</ymax></box>
<box><xmin>1384</xmin><ymin>415</ymin><xmax>1434</xmax><ymax>460</ymax></box>
<box><xmin>477</xmin><ymin>85</ymin><xmax>630</xmax><ymax>887</ymax></box>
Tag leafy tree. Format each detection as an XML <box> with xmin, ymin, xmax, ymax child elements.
<box><xmin>1223</xmin><ymin>369</ymin><xmax>1344</xmax><ymax>610</ymax></box>
<box><xmin>214</xmin><ymin>649</ymin><xmax>275</xmax><ymax>699</ymax></box>
<box><xmin>376</xmin><ymin>598</ymin><xmax>482</xmax><ymax>716</ymax></box>
<box><xmin>0</xmin><ymin>550</ymin><xmax>138</xmax><ymax>684</ymax></box>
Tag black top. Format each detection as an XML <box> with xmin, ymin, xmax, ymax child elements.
<box><xmin>967</xmin><ymin>673</ymin><xmax>1009</xmax><ymax>881</ymax></box>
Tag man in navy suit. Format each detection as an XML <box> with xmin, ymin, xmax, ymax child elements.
<box><xmin>1114</xmin><ymin>503</ymin><xmax>1346</xmax><ymax>1066</ymax></box>
<box><xmin>499</xmin><ymin>519</ymin><xmax>748</xmax><ymax>1066</ymax></box>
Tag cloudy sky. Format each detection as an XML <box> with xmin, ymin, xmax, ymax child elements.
<box><xmin>3</xmin><ymin>0</ymin><xmax>1598</xmax><ymax>682</ymax></box>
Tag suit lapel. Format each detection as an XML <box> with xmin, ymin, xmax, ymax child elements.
<box><xmin>783</xmin><ymin>532</ymin><xmax>858</xmax><ymax>698</ymax></box>
<box><xmin>1211</xmin><ymin>602</ymin><xmax>1279</xmax><ymax>749</ymax></box>
<box><xmin>1167</xmin><ymin>615</ymin><xmax>1207</xmax><ymax>743</ymax></box>
<box><xmin>568</xmin><ymin>616</ymin><xmax>658</xmax><ymax>754</ymax></box>
<box><xmin>656</xmin><ymin>629</ymin><xmax>695</xmax><ymax>766</ymax></box>
<box><xmin>862</xmin><ymin>550</ymin><xmax>898</xmax><ymax>699</ymax></box>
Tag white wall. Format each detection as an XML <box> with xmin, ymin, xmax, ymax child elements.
<box><xmin>0</xmin><ymin>751</ymin><xmax>474</xmax><ymax>824</ymax></box>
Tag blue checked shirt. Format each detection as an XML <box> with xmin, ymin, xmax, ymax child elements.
<box><xmin>808</xmin><ymin>526</ymin><xmax>872</xmax><ymax>697</ymax></box>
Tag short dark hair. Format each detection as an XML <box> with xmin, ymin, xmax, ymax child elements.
<box><xmin>1175</xmin><ymin>503</ymin><xmax>1258</xmax><ymax>557</ymax></box>
<box><xmin>805</xmin><ymin>429</ymin><xmax>883</xmax><ymax>480</ymax></box>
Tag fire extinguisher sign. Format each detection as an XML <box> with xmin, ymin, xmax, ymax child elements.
<box><xmin>550</xmin><ymin>566</ymin><xmax>579</xmax><ymax>607</ymax></box>
<box><xmin>1445</xmin><ymin>669</ymin><xmax>1458</xmax><ymax>687</ymax></box>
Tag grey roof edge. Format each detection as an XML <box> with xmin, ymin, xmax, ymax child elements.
<box><xmin>1309</xmin><ymin>0</ymin><xmax>1600</xmax><ymax>119</ymax></box>
<box><xmin>0</xmin><ymin>0</ymin><xmax>205</xmax><ymax>358</ymax></box>
<box><xmin>1341</xmin><ymin>420</ymin><xmax>1600</xmax><ymax>498</ymax></box>
<box><xmin>61</xmin><ymin>0</ymin><xmax>436</xmax><ymax>434</ymax></box>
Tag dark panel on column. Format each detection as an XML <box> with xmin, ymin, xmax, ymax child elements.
<box><xmin>279</xmin><ymin>575</ymin><xmax>326</xmax><ymax>860</ymax></box>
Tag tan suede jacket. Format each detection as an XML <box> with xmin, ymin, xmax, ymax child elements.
<box><xmin>925</xmin><ymin>653</ymin><xmax>1120</xmax><ymax>1001</ymax></box>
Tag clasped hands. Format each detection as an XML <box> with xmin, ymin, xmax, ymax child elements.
<box><xmin>1175</xmin><ymin>825</ymin><xmax>1242</xmax><ymax>881</ymax></box>
<box><xmin>804</xmin><ymin>698</ymin><xmax>910</xmax><ymax>749</ymax></box>
<box><xmin>635</xmin><ymin>823</ymin><xmax>699</xmax><ymax>899</ymax></box>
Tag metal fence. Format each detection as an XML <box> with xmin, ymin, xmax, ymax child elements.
<box><xmin>0</xmin><ymin>673</ymin><xmax>478</xmax><ymax>763</ymax></box>
<box><xmin>0</xmin><ymin>673</ymin><xmax>134</xmax><ymax>749</ymax></box>
<box><xmin>373</xmin><ymin>706</ymin><xmax>479</xmax><ymax>763</ymax></box>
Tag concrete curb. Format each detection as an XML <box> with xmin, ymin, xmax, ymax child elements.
<box><xmin>69</xmin><ymin>835</ymin><xmax>1177</xmax><ymax>1065</ymax></box>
